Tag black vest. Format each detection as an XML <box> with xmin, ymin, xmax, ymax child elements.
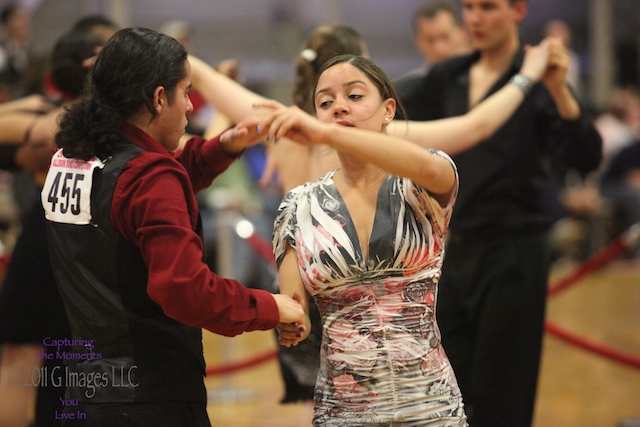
<box><xmin>46</xmin><ymin>139</ymin><xmax>206</xmax><ymax>403</ymax></box>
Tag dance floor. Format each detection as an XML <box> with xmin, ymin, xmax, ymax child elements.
<box><xmin>203</xmin><ymin>256</ymin><xmax>640</xmax><ymax>427</ymax></box>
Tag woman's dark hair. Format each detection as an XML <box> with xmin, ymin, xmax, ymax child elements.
<box><xmin>293</xmin><ymin>24</ymin><xmax>367</xmax><ymax>113</ymax></box>
<box><xmin>49</xmin><ymin>30</ymin><xmax>104</xmax><ymax>100</ymax></box>
<box><xmin>56</xmin><ymin>27</ymin><xmax>188</xmax><ymax>160</ymax></box>
<box><xmin>72</xmin><ymin>15</ymin><xmax>118</xmax><ymax>33</ymax></box>
<box><xmin>72</xmin><ymin>15</ymin><xmax>119</xmax><ymax>44</ymax></box>
<box><xmin>312</xmin><ymin>54</ymin><xmax>407</xmax><ymax>121</ymax></box>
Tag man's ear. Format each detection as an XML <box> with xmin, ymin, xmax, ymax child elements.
<box><xmin>513</xmin><ymin>0</ymin><xmax>528</xmax><ymax>25</ymax></box>
<box><xmin>153</xmin><ymin>86</ymin><xmax>166</xmax><ymax>114</ymax></box>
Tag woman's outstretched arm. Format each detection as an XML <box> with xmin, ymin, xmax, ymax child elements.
<box><xmin>257</xmin><ymin>103</ymin><xmax>455</xmax><ymax>195</ymax></box>
<box><xmin>388</xmin><ymin>38</ymin><xmax>553</xmax><ymax>155</ymax></box>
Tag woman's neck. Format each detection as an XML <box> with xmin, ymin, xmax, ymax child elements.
<box><xmin>336</xmin><ymin>154</ymin><xmax>387</xmax><ymax>189</ymax></box>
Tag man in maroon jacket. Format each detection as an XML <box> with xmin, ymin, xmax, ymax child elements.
<box><xmin>42</xmin><ymin>27</ymin><xmax>304</xmax><ymax>426</ymax></box>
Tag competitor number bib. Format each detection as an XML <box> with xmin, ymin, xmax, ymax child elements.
<box><xmin>41</xmin><ymin>149</ymin><xmax>105</xmax><ymax>225</ymax></box>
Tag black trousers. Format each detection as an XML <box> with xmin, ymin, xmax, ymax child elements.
<box><xmin>437</xmin><ymin>230</ymin><xmax>550</xmax><ymax>427</ymax></box>
<box><xmin>60</xmin><ymin>401</ymin><xmax>211</xmax><ymax>427</ymax></box>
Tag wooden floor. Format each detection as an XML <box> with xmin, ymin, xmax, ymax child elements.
<box><xmin>202</xmin><ymin>257</ymin><xmax>640</xmax><ymax>427</ymax></box>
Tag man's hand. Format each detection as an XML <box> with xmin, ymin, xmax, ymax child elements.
<box><xmin>541</xmin><ymin>37</ymin><xmax>581</xmax><ymax>119</ymax></box>
<box><xmin>218</xmin><ymin>115</ymin><xmax>269</xmax><ymax>155</ymax></box>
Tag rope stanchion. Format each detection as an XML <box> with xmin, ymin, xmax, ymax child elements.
<box><xmin>233</xmin><ymin>216</ymin><xmax>278</xmax><ymax>294</ymax></box>
<box><xmin>206</xmin><ymin>199</ymin><xmax>260</xmax><ymax>401</ymax></box>
<box><xmin>204</xmin><ymin>210</ymin><xmax>280</xmax><ymax>388</ymax></box>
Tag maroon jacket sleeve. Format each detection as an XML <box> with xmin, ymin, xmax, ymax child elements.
<box><xmin>111</xmin><ymin>137</ymin><xmax>279</xmax><ymax>337</ymax></box>
<box><xmin>174</xmin><ymin>134</ymin><xmax>242</xmax><ymax>193</ymax></box>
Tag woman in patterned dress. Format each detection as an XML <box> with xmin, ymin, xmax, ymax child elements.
<box><xmin>265</xmin><ymin>55</ymin><xmax>462</xmax><ymax>426</ymax></box>
<box><xmin>260</xmin><ymin>41</ymin><xmax>551</xmax><ymax>425</ymax></box>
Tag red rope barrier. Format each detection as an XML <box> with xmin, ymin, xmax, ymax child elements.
<box><xmin>547</xmin><ymin>237</ymin><xmax>627</xmax><ymax>297</ymax></box>
<box><xmin>545</xmin><ymin>322</ymin><xmax>640</xmax><ymax>370</ymax></box>
<box><xmin>548</xmin><ymin>223</ymin><xmax>640</xmax><ymax>297</ymax></box>
<box><xmin>245</xmin><ymin>232</ymin><xmax>276</xmax><ymax>267</ymax></box>
<box><xmin>0</xmin><ymin>241</ymin><xmax>9</xmax><ymax>268</ymax></box>
<box><xmin>543</xmin><ymin>222</ymin><xmax>640</xmax><ymax>369</ymax></box>
<box><xmin>206</xmin><ymin>349</ymin><xmax>278</xmax><ymax>376</ymax></box>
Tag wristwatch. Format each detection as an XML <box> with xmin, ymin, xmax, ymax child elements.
<box><xmin>509</xmin><ymin>74</ymin><xmax>534</xmax><ymax>95</ymax></box>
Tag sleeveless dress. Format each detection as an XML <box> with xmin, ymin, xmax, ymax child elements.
<box><xmin>273</xmin><ymin>151</ymin><xmax>467</xmax><ymax>427</ymax></box>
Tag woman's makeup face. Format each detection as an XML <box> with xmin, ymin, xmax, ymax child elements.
<box><xmin>314</xmin><ymin>63</ymin><xmax>393</xmax><ymax>132</ymax></box>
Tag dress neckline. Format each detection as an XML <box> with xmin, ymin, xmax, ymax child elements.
<box><xmin>327</xmin><ymin>171</ymin><xmax>391</xmax><ymax>269</ymax></box>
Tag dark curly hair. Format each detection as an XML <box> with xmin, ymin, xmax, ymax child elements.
<box><xmin>55</xmin><ymin>27</ymin><xmax>187</xmax><ymax>160</ymax></box>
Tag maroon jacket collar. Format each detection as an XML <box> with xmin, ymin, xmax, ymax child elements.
<box><xmin>119</xmin><ymin>122</ymin><xmax>170</xmax><ymax>156</ymax></box>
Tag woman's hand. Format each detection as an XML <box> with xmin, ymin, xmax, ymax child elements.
<box><xmin>520</xmin><ymin>37</ymin><xmax>552</xmax><ymax>82</ymax></box>
<box><xmin>255</xmin><ymin>101</ymin><xmax>328</xmax><ymax>147</ymax></box>
<box><xmin>541</xmin><ymin>37</ymin><xmax>571</xmax><ymax>95</ymax></box>
<box><xmin>538</xmin><ymin>37</ymin><xmax>581</xmax><ymax>119</ymax></box>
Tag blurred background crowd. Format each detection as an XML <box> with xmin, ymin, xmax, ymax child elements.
<box><xmin>0</xmin><ymin>1</ymin><xmax>638</xmax><ymax>426</ymax></box>
<box><xmin>0</xmin><ymin>0</ymin><xmax>638</xmax><ymax>270</ymax></box>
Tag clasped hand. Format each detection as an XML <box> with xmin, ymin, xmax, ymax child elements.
<box><xmin>275</xmin><ymin>291</ymin><xmax>311</xmax><ymax>347</ymax></box>
<box><xmin>522</xmin><ymin>36</ymin><xmax>571</xmax><ymax>94</ymax></box>
<box><xmin>219</xmin><ymin>100</ymin><xmax>328</xmax><ymax>158</ymax></box>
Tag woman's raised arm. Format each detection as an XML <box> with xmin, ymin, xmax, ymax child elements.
<box><xmin>189</xmin><ymin>54</ymin><xmax>268</xmax><ymax>124</ymax></box>
<box><xmin>189</xmin><ymin>54</ymin><xmax>329</xmax><ymax>192</ymax></box>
